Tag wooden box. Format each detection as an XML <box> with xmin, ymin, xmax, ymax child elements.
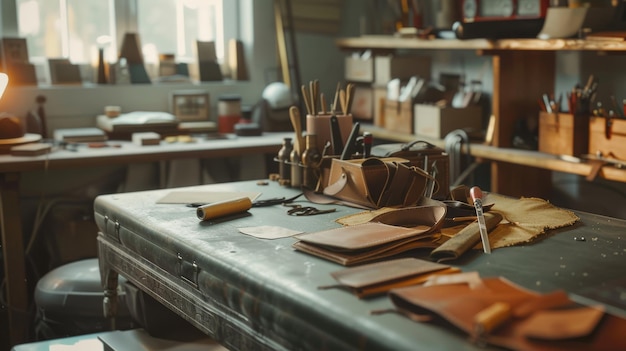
<box><xmin>538</xmin><ymin>112</ymin><xmax>588</xmax><ymax>157</ymax></box>
<box><xmin>414</xmin><ymin>104</ymin><xmax>482</xmax><ymax>139</ymax></box>
<box><xmin>589</xmin><ymin>116</ymin><xmax>626</xmax><ymax>160</ymax></box>
<box><xmin>384</xmin><ymin>99</ymin><xmax>413</xmax><ymax>134</ymax></box>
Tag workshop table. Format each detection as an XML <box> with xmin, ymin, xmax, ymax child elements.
<box><xmin>0</xmin><ymin>132</ymin><xmax>290</xmax><ymax>350</ymax></box>
<box><xmin>94</xmin><ymin>180</ymin><xmax>626</xmax><ymax>351</ymax></box>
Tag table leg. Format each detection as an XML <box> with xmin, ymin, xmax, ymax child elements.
<box><xmin>0</xmin><ymin>172</ymin><xmax>29</xmax><ymax>349</ymax></box>
<box><xmin>99</xmin><ymin>254</ymin><xmax>119</xmax><ymax>331</ymax></box>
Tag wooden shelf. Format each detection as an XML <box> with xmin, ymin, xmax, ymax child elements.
<box><xmin>336</xmin><ymin>35</ymin><xmax>626</xmax><ymax>53</ymax></box>
<box><xmin>363</xmin><ymin>124</ymin><xmax>626</xmax><ymax>186</ymax></box>
<box><xmin>338</xmin><ymin>35</ymin><xmax>626</xmax><ymax>198</ymax></box>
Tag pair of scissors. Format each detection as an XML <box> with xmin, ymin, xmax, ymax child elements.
<box><xmin>286</xmin><ymin>204</ymin><xmax>336</xmax><ymax>216</ymax></box>
<box><xmin>251</xmin><ymin>192</ymin><xmax>303</xmax><ymax>207</ymax></box>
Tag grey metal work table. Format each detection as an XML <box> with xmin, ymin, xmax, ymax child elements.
<box><xmin>95</xmin><ymin>180</ymin><xmax>626</xmax><ymax>351</ymax></box>
<box><xmin>0</xmin><ymin>132</ymin><xmax>289</xmax><ymax>350</ymax></box>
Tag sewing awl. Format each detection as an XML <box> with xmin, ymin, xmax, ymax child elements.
<box><xmin>470</xmin><ymin>186</ymin><xmax>491</xmax><ymax>254</ymax></box>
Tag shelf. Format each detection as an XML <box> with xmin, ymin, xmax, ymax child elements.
<box><xmin>363</xmin><ymin>124</ymin><xmax>626</xmax><ymax>184</ymax></box>
<box><xmin>339</xmin><ymin>35</ymin><xmax>626</xmax><ymax>198</ymax></box>
<box><xmin>336</xmin><ymin>35</ymin><xmax>626</xmax><ymax>53</ymax></box>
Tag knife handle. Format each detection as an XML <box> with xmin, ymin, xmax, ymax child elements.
<box><xmin>330</xmin><ymin>115</ymin><xmax>343</xmax><ymax>155</ymax></box>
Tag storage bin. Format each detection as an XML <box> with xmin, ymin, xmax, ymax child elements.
<box><xmin>589</xmin><ymin>116</ymin><xmax>626</xmax><ymax>160</ymax></box>
<box><xmin>414</xmin><ymin>104</ymin><xmax>482</xmax><ymax>139</ymax></box>
<box><xmin>539</xmin><ymin>112</ymin><xmax>589</xmax><ymax>156</ymax></box>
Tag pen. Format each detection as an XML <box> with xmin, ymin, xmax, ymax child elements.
<box><xmin>470</xmin><ymin>186</ymin><xmax>491</xmax><ymax>254</ymax></box>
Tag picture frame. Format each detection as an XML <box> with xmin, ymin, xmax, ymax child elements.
<box><xmin>1</xmin><ymin>38</ymin><xmax>29</xmax><ymax>68</ymax></box>
<box><xmin>170</xmin><ymin>89</ymin><xmax>210</xmax><ymax>122</ymax></box>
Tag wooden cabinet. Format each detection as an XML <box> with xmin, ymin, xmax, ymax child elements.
<box><xmin>336</xmin><ymin>35</ymin><xmax>626</xmax><ymax>198</ymax></box>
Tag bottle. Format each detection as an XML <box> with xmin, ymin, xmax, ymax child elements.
<box><xmin>290</xmin><ymin>148</ymin><xmax>302</xmax><ymax>188</ymax></box>
<box><xmin>277</xmin><ymin>137</ymin><xmax>293</xmax><ymax>183</ymax></box>
<box><xmin>301</xmin><ymin>133</ymin><xmax>321</xmax><ymax>190</ymax></box>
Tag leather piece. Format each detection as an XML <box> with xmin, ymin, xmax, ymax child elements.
<box><xmin>322</xmin><ymin>157</ymin><xmax>430</xmax><ymax>209</ymax></box>
<box><xmin>389</xmin><ymin>276</ymin><xmax>626</xmax><ymax>351</ymax></box>
<box><xmin>370</xmin><ymin>140</ymin><xmax>450</xmax><ymax>200</ymax></box>
<box><xmin>293</xmin><ymin>205</ymin><xmax>446</xmax><ymax>266</ymax></box>
<box><xmin>323</xmin><ymin>257</ymin><xmax>459</xmax><ymax>298</ymax></box>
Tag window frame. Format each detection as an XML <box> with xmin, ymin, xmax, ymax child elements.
<box><xmin>2</xmin><ymin>0</ymin><xmax>238</xmax><ymax>83</ymax></box>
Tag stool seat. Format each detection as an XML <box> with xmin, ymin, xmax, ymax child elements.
<box><xmin>34</xmin><ymin>258</ymin><xmax>133</xmax><ymax>339</ymax></box>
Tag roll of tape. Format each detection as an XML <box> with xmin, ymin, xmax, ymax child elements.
<box><xmin>196</xmin><ymin>196</ymin><xmax>252</xmax><ymax>221</ymax></box>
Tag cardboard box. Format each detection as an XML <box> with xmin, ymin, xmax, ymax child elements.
<box><xmin>589</xmin><ymin>116</ymin><xmax>626</xmax><ymax>160</ymax></box>
<box><xmin>414</xmin><ymin>104</ymin><xmax>482</xmax><ymax>139</ymax></box>
<box><xmin>538</xmin><ymin>112</ymin><xmax>589</xmax><ymax>157</ymax></box>
<box><xmin>349</xmin><ymin>84</ymin><xmax>373</xmax><ymax>121</ymax></box>
<box><xmin>345</xmin><ymin>56</ymin><xmax>373</xmax><ymax>83</ymax></box>
<box><xmin>384</xmin><ymin>99</ymin><xmax>413</xmax><ymax>134</ymax></box>
<box><xmin>374</xmin><ymin>55</ymin><xmax>431</xmax><ymax>86</ymax></box>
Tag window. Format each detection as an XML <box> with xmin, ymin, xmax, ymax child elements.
<box><xmin>137</xmin><ymin>0</ymin><xmax>224</xmax><ymax>65</ymax></box>
<box><xmin>14</xmin><ymin>0</ymin><xmax>230</xmax><ymax>82</ymax></box>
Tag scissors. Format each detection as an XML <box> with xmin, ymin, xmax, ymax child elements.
<box><xmin>251</xmin><ymin>192</ymin><xmax>303</xmax><ymax>207</ymax></box>
<box><xmin>285</xmin><ymin>204</ymin><xmax>336</xmax><ymax>216</ymax></box>
<box><xmin>186</xmin><ymin>193</ymin><xmax>303</xmax><ymax>208</ymax></box>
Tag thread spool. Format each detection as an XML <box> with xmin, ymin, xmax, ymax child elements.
<box><xmin>196</xmin><ymin>196</ymin><xmax>252</xmax><ymax>221</ymax></box>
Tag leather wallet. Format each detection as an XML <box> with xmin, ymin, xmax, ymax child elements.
<box><xmin>319</xmin><ymin>257</ymin><xmax>459</xmax><ymax>298</ymax></box>
<box><xmin>292</xmin><ymin>205</ymin><xmax>446</xmax><ymax>266</ymax></box>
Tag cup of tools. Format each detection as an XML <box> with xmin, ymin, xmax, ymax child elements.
<box><xmin>306</xmin><ymin>114</ymin><xmax>353</xmax><ymax>156</ymax></box>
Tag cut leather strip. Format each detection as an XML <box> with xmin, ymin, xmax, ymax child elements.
<box><xmin>331</xmin><ymin>257</ymin><xmax>450</xmax><ymax>289</ymax></box>
<box><xmin>322</xmin><ymin>257</ymin><xmax>458</xmax><ymax>298</ymax></box>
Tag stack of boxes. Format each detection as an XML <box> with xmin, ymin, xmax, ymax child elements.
<box><xmin>343</xmin><ymin>52</ymin><xmax>483</xmax><ymax>139</ymax></box>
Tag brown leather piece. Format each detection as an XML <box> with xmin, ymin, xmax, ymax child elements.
<box><xmin>320</xmin><ymin>257</ymin><xmax>458</xmax><ymax>298</ymax></box>
<box><xmin>389</xmin><ymin>276</ymin><xmax>626</xmax><ymax>351</ymax></box>
<box><xmin>322</xmin><ymin>157</ymin><xmax>431</xmax><ymax>209</ymax></box>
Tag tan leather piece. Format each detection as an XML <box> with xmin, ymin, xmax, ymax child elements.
<box><xmin>293</xmin><ymin>205</ymin><xmax>446</xmax><ymax>266</ymax></box>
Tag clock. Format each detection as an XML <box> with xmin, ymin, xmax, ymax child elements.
<box><xmin>463</xmin><ymin>0</ymin><xmax>550</xmax><ymax>22</ymax></box>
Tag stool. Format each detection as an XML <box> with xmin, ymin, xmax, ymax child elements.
<box><xmin>33</xmin><ymin>258</ymin><xmax>134</xmax><ymax>340</ymax></box>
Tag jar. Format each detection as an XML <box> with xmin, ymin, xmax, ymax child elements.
<box><xmin>218</xmin><ymin>94</ymin><xmax>242</xmax><ymax>133</ymax></box>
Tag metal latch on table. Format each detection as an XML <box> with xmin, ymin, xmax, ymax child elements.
<box><xmin>177</xmin><ymin>253</ymin><xmax>199</xmax><ymax>289</ymax></box>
